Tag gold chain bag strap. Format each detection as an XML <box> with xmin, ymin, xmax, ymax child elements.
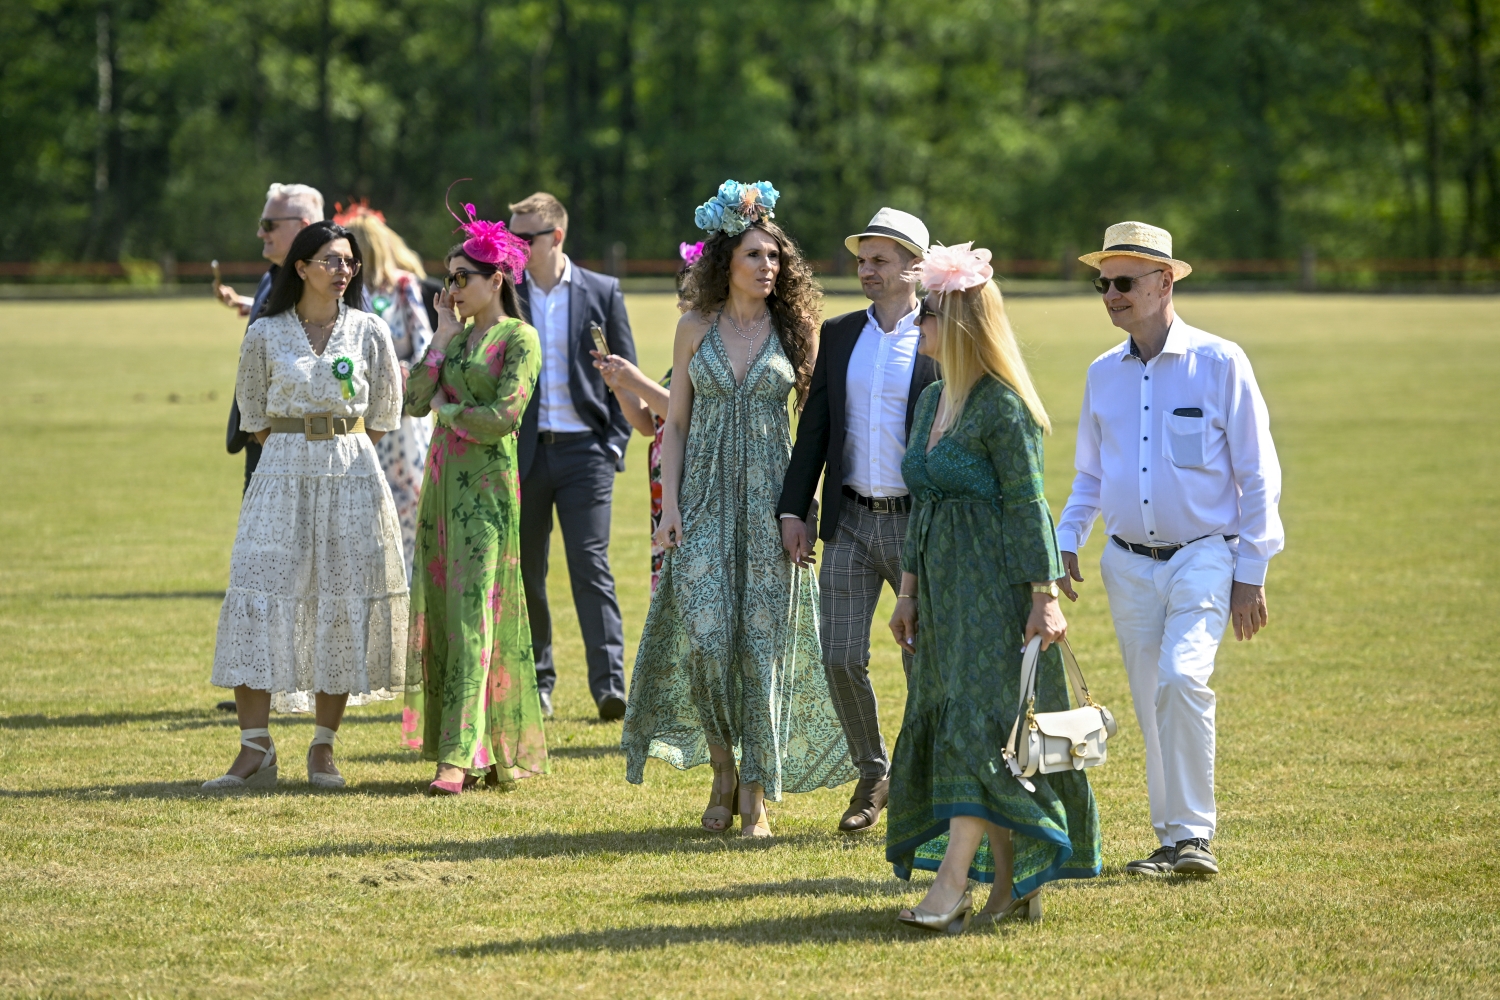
<box><xmin>1002</xmin><ymin>636</ymin><xmax>1118</xmax><ymax>793</ymax></box>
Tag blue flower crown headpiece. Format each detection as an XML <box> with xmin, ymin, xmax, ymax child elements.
<box><xmin>693</xmin><ymin>180</ymin><xmax>781</xmax><ymax>237</ymax></box>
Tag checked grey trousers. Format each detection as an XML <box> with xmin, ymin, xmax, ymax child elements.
<box><xmin>818</xmin><ymin>496</ymin><xmax>912</xmax><ymax>781</ymax></box>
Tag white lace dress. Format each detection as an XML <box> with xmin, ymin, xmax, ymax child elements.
<box><xmin>212</xmin><ymin>304</ymin><xmax>411</xmax><ymax>699</ymax></box>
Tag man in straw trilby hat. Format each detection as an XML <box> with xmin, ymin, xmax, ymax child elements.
<box><xmin>1055</xmin><ymin>221</ymin><xmax>1283</xmax><ymax>876</ymax></box>
<box><xmin>777</xmin><ymin>208</ymin><xmax>940</xmax><ymax>833</ymax></box>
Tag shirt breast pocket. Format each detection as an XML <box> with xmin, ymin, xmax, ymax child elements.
<box><xmin>1164</xmin><ymin>410</ymin><xmax>1206</xmax><ymax>468</ymax></box>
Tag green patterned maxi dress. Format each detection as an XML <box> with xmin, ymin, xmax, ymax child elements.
<box><xmin>401</xmin><ymin>317</ymin><xmax>549</xmax><ymax>782</ymax></box>
<box><xmin>886</xmin><ymin>376</ymin><xmax>1101</xmax><ymax>895</ymax></box>
<box><xmin>622</xmin><ymin>323</ymin><xmax>857</xmax><ymax>800</ymax></box>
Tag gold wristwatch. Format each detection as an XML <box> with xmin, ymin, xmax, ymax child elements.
<box><xmin>1031</xmin><ymin>582</ymin><xmax>1060</xmax><ymax>598</ymax></box>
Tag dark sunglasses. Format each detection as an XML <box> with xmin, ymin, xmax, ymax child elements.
<box><xmin>917</xmin><ymin>301</ymin><xmax>940</xmax><ymax>322</ymax></box>
<box><xmin>257</xmin><ymin>216</ymin><xmax>302</xmax><ymax>232</ymax></box>
<box><xmin>510</xmin><ymin>230</ymin><xmax>554</xmax><ymax>244</ymax></box>
<box><xmin>1093</xmin><ymin>269</ymin><xmax>1164</xmax><ymax>294</ymax></box>
<box><xmin>444</xmin><ymin>269</ymin><xmax>489</xmax><ymax>290</ymax></box>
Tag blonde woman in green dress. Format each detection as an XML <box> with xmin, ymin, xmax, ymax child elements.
<box><xmin>402</xmin><ymin>205</ymin><xmax>548</xmax><ymax>796</ymax></box>
<box><xmin>622</xmin><ymin>181</ymin><xmax>856</xmax><ymax>836</ymax></box>
<box><xmin>886</xmin><ymin>244</ymin><xmax>1100</xmax><ymax>932</ymax></box>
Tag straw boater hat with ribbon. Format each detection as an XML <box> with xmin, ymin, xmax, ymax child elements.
<box><xmin>845</xmin><ymin>207</ymin><xmax>930</xmax><ymax>259</ymax></box>
<box><xmin>1078</xmin><ymin>221</ymin><xmax>1193</xmax><ymax>280</ymax></box>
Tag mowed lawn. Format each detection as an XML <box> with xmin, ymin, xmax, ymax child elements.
<box><xmin>0</xmin><ymin>292</ymin><xmax>1496</xmax><ymax>999</ymax></box>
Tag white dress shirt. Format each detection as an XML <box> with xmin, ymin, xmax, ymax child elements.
<box><xmin>1055</xmin><ymin>317</ymin><xmax>1283</xmax><ymax>585</ymax></box>
<box><xmin>842</xmin><ymin>305</ymin><xmax>921</xmax><ymax>497</ymax></box>
<box><xmin>531</xmin><ymin>256</ymin><xmax>589</xmax><ymax>435</ymax></box>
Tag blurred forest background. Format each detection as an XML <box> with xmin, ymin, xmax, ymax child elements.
<box><xmin>4</xmin><ymin>0</ymin><xmax>1499</xmax><ymax>268</ymax></box>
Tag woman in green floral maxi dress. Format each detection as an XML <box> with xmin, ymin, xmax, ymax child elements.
<box><xmin>402</xmin><ymin>243</ymin><xmax>548</xmax><ymax>793</ymax></box>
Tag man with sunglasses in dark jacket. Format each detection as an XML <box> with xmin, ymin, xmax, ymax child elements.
<box><xmin>216</xmin><ymin>183</ymin><xmax>324</xmax><ymax>491</ymax></box>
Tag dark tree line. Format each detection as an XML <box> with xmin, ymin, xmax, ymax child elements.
<box><xmin>3</xmin><ymin>0</ymin><xmax>1499</xmax><ymax>266</ymax></box>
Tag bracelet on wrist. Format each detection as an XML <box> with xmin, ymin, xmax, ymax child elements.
<box><xmin>897</xmin><ymin>593</ymin><xmax>917</xmax><ymax>600</ymax></box>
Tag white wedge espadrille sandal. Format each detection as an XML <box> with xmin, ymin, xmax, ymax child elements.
<box><xmin>307</xmin><ymin>725</ymin><xmax>346</xmax><ymax>789</ymax></box>
<box><xmin>201</xmin><ymin>729</ymin><xmax>278</xmax><ymax>790</ymax></box>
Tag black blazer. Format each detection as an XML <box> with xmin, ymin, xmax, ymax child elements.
<box><xmin>226</xmin><ymin>267</ymin><xmax>278</xmax><ymax>454</ymax></box>
<box><xmin>777</xmin><ymin>308</ymin><xmax>940</xmax><ymax>542</ymax></box>
<box><xmin>515</xmin><ymin>262</ymin><xmax>638</xmax><ymax>478</ymax></box>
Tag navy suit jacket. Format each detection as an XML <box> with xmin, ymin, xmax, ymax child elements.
<box><xmin>776</xmin><ymin>308</ymin><xmax>940</xmax><ymax>542</ymax></box>
<box><xmin>515</xmin><ymin>262</ymin><xmax>638</xmax><ymax>478</ymax></box>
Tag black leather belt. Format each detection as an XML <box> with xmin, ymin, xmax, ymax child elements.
<box><xmin>842</xmin><ymin>485</ymin><xmax>912</xmax><ymax>514</ymax></box>
<box><xmin>1111</xmin><ymin>534</ymin><xmax>1238</xmax><ymax>561</ymax></box>
<box><xmin>538</xmin><ymin>430</ymin><xmax>595</xmax><ymax>445</ymax></box>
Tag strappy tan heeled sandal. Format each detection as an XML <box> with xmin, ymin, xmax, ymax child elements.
<box><xmin>740</xmin><ymin>784</ymin><xmax>773</xmax><ymax>839</ymax></box>
<box><xmin>201</xmin><ymin>728</ymin><xmax>278</xmax><ymax>790</ymax></box>
<box><xmin>701</xmin><ymin>760</ymin><xmax>738</xmax><ymax>833</ymax></box>
<box><xmin>306</xmin><ymin>725</ymin><xmax>346</xmax><ymax>789</ymax></box>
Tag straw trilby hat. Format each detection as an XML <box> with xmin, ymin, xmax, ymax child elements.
<box><xmin>846</xmin><ymin>207</ymin><xmax>930</xmax><ymax>259</ymax></box>
<box><xmin>1078</xmin><ymin>221</ymin><xmax>1193</xmax><ymax>280</ymax></box>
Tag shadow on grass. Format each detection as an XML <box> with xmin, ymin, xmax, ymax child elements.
<box><xmin>59</xmin><ymin>591</ymin><xmax>226</xmax><ymax>601</ymax></box>
<box><xmin>282</xmin><ymin>826</ymin><xmax>824</xmax><ymax>862</ymax></box>
<box><xmin>640</xmin><ymin>877</ymin><xmax>910</xmax><ymax>903</ymax></box>
<box><xmin>0</xmin><ymin>779</ymin><xmax>431</xmax><ymax>800</ymax></box>
<box><xmin>448</xmin><ymin>906</ymin><xmax>907</xmax><ymax>954</ymax></box>
<box><xmin>547</xmin><ymin>744</ymin><xmax>622</xmax><ymax>759</ymax></box>
<box><xmin>0</xmin><ymin>711</ymin><xmax>403</xmax><ymax>731</ymax></box>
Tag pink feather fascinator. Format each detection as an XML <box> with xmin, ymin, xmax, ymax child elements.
<box><xmin>915</xmin><ymin>242</ymin><xmax>994</xmax><ymax>294</ymax></box>
<box><xmin>446</xmin><ymin>179</ymin><xmax>530</xmax><ymax>279</ymax></box>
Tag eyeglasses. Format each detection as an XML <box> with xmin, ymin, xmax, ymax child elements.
<box><xmin>917</xmin><ymin>302</ymin><xmax>940</xmax><ymax>322</ymax></box>
<box><xmin>307</xmin><ymin>256</ymin><xmax>361</xmax><ymax>275</ymax></box>
<box><xmin>444</xmin><ymin>269</ymin><xmax>488</xmax><ymax>290</ymax></box>
<box><xmin>1093</xmin><ymin>269</ymin><xmax>1164</xmax><ymax>294</ymax></box>
<box><xmin>510</xmin><ymin>230</ymin><xmax>554</xmax><ymax>244</ymax></box>
<box><xmin>258</xmin><ymin>216</ymin><xmax>303</xmax><ymax>233</ymax></box>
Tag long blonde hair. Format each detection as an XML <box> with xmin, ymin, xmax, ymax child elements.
<box><xmin>345</xmin><ymin>214</ymin><xmax>426</xmax><ymax>291</ymax></box>
<box><xmin>933</xmin><ymin>280</ymin><xmax>1050</xmax><ymax>435</ymax></box>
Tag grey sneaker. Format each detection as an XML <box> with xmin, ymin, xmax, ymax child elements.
<box><xmin>1172</xmin><ymin>838</ymin><xmax>1219</xmax><ymax>875</ymax></box>
<box><xmin>538</xmin><ymin>690</ymin><xmax>553</xmax><ymax>718</ymax></box>
<box><xmin>1125</xmin><ymin>845</ymin><xmax>1177</xmax><ymax>875</ymax></box>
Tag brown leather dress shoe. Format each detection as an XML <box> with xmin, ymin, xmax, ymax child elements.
<box><xmin>839</xmin><ymin>776</ymin><xmax>889</xmax><ymax>832</ymax></box>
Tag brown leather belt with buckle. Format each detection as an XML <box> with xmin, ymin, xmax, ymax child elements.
<box><xmin>538</xmin><ymin>430</ymin><xmax>595</xmax><ymax>445</ymax></box>
<box><xmin>842</xmin><ymin>485</ymin><xmax>913</xmax><ymax>515</ymax></box>
<box><xmin>1111</xmin><ymin>533</ymin><xmax>1238</xmax><ymax>561</ymax></box>
<box><xmin>268</xmin><ymin>414</ymin><xmax>366</xmax><ymax>440</ymax></box>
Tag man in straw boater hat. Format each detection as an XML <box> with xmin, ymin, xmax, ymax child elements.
<box><xmin>1054</xmin><ymin>221</ymin><xmax>1283</xmax><ymax>876</ymax></box>
<box><xmin>778</xmin><ymin>208</ymin><xmax>940</xmax><ymax>832</ymax></box>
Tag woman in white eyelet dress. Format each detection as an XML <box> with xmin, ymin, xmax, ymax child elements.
<box><xmin>205</xmin><ymin>221</ymin><xmax>409</xmax><ymax>790</ymax></box>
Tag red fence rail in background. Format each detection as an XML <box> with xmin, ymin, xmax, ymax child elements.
<box><xmin>4</xmin><ymin>258</ymin><xmax>1500</xmax><ymax>282</ymax></box>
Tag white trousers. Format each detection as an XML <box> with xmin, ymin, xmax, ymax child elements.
<box><xmin>1100</xmin><ymin>536</ymin><xmax>1233</xmax><ymax>845</ymax></box>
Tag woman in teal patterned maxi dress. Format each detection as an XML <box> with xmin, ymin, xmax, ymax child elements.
<box><xmin>403</xmin><ymin>236</ymin><xmax>548</xmax><ymax>795</ymax></box>
<box><xmin>886</xmin><ymin>251</ymin><xmax>1100</xmax><ymax>931</ymax></box>
<box><xmin>622</xmin><ymin>187</ymin><xmax>856</xmax><ymax>837</ymax></box>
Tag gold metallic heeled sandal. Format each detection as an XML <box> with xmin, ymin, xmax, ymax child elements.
<box><xmin>897</xmin><ymin>891</ymin><xmax>972</xmax><ymax>935</ymax></box>
<box><xmin>701</xmin><ymin>761</ymin><xmax>738</xmax><ymax>833</ymax></box>
<box><xmin>977</xmin><ymin>888</ymin><xmax>1042</xmax><ymax>925</ymax></box>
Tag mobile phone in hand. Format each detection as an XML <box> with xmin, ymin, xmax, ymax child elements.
<box><xmin>590</xmin><ymin>323</ymin><xmax>609</xmax><ymax>358</ymax></box>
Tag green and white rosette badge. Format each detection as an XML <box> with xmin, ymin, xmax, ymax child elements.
<box><xmin>331</xmin><ymin>356</ymin><xmax>356</xmax><ymax>400</ymax></box>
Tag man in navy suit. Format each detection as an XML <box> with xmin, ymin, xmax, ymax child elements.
<box><xmin>509</xmin><ymin>192</ymin><xmax>636</xmax><ymax>721</ymax></box>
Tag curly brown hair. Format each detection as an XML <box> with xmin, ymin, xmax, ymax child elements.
<box><xmin>682</xmin><ymin>220</ymin><xmax>822</xmax><ymax>405</ymax></box>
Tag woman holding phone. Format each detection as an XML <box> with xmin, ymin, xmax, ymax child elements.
<box><xmin>401</xmin><ymin>195</ymin><xmax>548</xmax><ymax>795</ymax></box>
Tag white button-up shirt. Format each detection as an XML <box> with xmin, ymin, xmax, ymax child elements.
<box><xmin>531</xmin><ymin>256</ymin><xmax>589</xmax><ymax>434</ymax></box>
<box><xmin>1056</xmin><ymin>317</ymin><xmax>1284</xmax><ymax>585</ymax></box>
<box><xmin>843</xmin><ymin>304</ymin><xmax>921</xmax><ymax>497</ymax></box>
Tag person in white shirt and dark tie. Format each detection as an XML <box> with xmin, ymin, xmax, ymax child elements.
<box><xmin>1056</xmin><ymin>222</ymin><xmax>1283</xmax><ymax>877</ymax></box>
<box><xmin>778</xmin><ymin>209</ymin><xmax>940</xmax><ymax>833</ymax></box>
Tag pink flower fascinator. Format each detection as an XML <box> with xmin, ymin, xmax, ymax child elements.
<box><xmin>445</xmin><ymin>179</ymin><xmax>530</xmax><ymax>279</ymax></box>
<box><xmin>916</xmin><ymin>242</ymin><xmax>994</xmax><ymax>294</ymax></box>
<box><xmin>679</xmin><ymin>241</ymin><xmax>705</xmax><ymax>269</ymax></box>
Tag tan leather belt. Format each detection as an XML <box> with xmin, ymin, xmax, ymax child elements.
<box><xmin>268</xmin><ymin>414</ymin><xmax>365</xmax><ymax>441</ymax></box>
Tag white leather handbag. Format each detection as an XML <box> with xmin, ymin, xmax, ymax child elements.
<box><xmin>1002</xmin><ymin>636</ymin><xmax>1117</xmax><ymax>792</ymax></box>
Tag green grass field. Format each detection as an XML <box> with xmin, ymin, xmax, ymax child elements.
<box><xmin>1</xmin><ymin>292</ymin><xmax>1497</xmax><ymax>998</ymax></box>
